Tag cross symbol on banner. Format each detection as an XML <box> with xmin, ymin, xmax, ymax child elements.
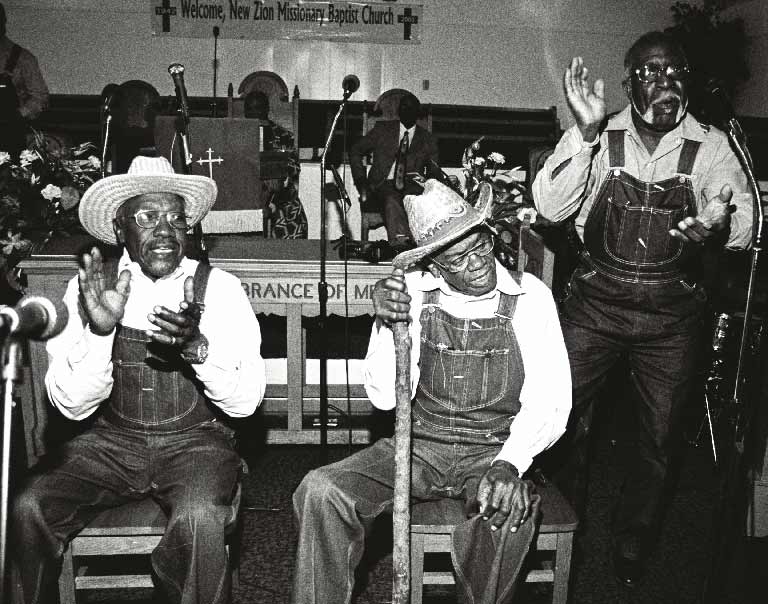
<box><xmin>196</xmin><ymin>148</ymin><xmax>223</xmax><ymax>179</ymax></box>
<box><xmin>155</xmin><ymin>0</ymin><xmax>177</xmax><ymax>33</ymax></box>
<box><xmin>397</xmin><ymin>7</ymin><xmax>419</xmax><ymax>41</ymax></box>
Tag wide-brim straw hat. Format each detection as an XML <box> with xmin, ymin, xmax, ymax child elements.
<box><xmin>392</xmin><ymin>179</ymin><xmax>494</xmax><ymax>269</ymax></box>
<box><xmin>79</xmin><ymin>155</ymin><xmax>217</xmax><ymax>245</ymax></box>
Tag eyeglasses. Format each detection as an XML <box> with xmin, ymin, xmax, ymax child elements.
<box><xmin>122</xmin><ymin>210</ymin><xmax>188</xmax><ymax>230</ymax></box>
<box><xmin>633</xmin><ymin>63</ymin><xmax>690</xmax><ymax>83</ymax></box>
<box><xmin>430</xmin><ymin>236</ymin><xmax>495</xmax><ymax>273</ymax></box>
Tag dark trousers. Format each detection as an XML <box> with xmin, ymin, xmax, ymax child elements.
<box><xmin>10</xmin><ymin>416</ymin><xmax>242</xmax><ymax>604</ymax></box>
<box><xmin>291</xmin><ymin>436</ymin><xmax>501</xmax><ymax>604</ymax></box>
<box><xmin>370</xmin><ymin>180</ymin><xmax>420</xmax><ymax>243</ymax></box>
<box><xmin>550</xmin><ymin>267</ymin><xmax>702</xmax><ymax>551</ymax></box>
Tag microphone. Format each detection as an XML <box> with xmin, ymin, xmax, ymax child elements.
<box><xmin>168</xmin><ymin>63</ymin><xmax>190</xmax><ymax>124</ymax></box>
<box><xmin>213</xmin><ymin>25</ymin><xmax>220</xmax><ymax>37</ymax></box>
<box><xmin>100</xmin><ymin>84</ymin><xmax>118</xmax><ymax>116</ymax></box>
<box><xmin>705</xmin><ymin>79</ymin><xmax>744</xmax><ymax>141</ymax></box>
<box><xmin>342</xmin><ymin>74</ymin><xmax>360</xmax><ymax>99</ymax></box>
<box><xmin>0</xmin><ymin>296</ymin><xmax>69</xmax><ymax>341</ymax></box>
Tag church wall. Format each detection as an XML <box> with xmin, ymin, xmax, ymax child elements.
<box><xmin>3</xmin><ymin>0</ymin><xmax>766</xmax><ymax>125</ymax></box>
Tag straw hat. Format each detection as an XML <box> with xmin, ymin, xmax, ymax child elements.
<box><xmin>392</xmin><ymin>179</ymin><xmax>494</xmax><ymax>269</ymax></box>
<box><xmin>78</xmin><ymin>155</ymin><xmax>217</xmax><ymax>245</ymax></box>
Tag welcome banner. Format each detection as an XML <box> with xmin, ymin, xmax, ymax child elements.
<box><xmin>151</xmin><ymin>0</ymin><xmax>423</xmax><ymax>44</ymax></box>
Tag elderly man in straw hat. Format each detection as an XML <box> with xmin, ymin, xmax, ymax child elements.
<box><xmin>292</xmin><ymin>180</ymin><xmax>571</xmax><ymax>603</ymax></box>
<box><xmin>10</xmin><ymin>155</ymin><xmax>265</xmax><ymax>604</ymax></box>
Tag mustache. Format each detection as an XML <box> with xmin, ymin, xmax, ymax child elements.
<box><xmin>652</xmin><ymin>93</ymin><xmax>681</xmax><ymax>105</ymax></box>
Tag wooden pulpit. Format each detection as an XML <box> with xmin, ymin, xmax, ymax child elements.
<box><xmin>154</xmin><ymin>116</ymin><xmax>263</xmax><ymax>233</ymax></box>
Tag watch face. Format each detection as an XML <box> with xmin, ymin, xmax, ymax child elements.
<box><xmin>183</xmin><ymin>341</ymin><xmax>208</xmax><ymax>364</ymax></box>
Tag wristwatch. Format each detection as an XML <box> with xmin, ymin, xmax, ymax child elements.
<box><xmin>181</xmin><ymin>336</ymin><xmax>209</xmax><ymax>365</ymax></box>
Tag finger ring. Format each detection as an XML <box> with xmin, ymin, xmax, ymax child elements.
<box><xmin>170</xmin><ymin>336</ymin><xmax>176</xmax><ymax>346</ymax></box>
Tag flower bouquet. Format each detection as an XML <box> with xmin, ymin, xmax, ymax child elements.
<box><xmin>0</xmin><ymin>132</ymin><xmax>100</xmax><ymax>297</ymax></box>
<box><xmin>458</xmin><ymin>137</ymin><xmax>539</xmax><ymax>271</ymax></box>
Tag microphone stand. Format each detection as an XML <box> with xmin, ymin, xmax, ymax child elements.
<box><xmin>0</xmin><ymin>333</ymin><xmax>22</xmax><ymax>604</ymax></box>
<box><xmin>100</xmin><ymin>113</ymin><xmax>112</xmax><ymax>178</ymax></box>
<box><xmin>701</xmin><ymin>121</ymin><xmax>764</xmax><ymax>604</ymax></box>
<box><xmin>327</xmin><ymin>163</ymin><xmax>354</xmax><ymax>241</ymax></box>
<box><xmin>318</xmin><ymin>91</ymin><xmax>353</xmax><ymax>455</ymax></box>
<box><xmin>212</xmin><ymin>26</ymin><xmax>220</xmax><ymax>118</ymax></box>
<box><xmin>173</xmin><ymin>107</ymin><xmax>209</xmax><ymax>265</ymax></box>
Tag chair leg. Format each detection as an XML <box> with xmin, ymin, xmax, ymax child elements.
<box><xmin>410</xmin><ymin>533</ymin><xmax>425</xmax><ymax>604</ymax></box>
<box><xmin>552</xmin><ymin>532</ymin><xmax>574</xmax><ymax>604</ymax></box>
<box><xmin>58</xmin><ymin>544</ymin><xmax>77</xmax><ymax>604</ymax></box>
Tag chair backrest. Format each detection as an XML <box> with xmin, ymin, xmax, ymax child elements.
<box><xmin>362</xmin><ymin>88</ymin><xmax>432</xmax><ymax>135</ymax></box>
<box><xmin>110</xmin><ymin>80</ymin><xmax>162</xmax><ymax>173</ymax></box>
<box><xmin>232</xmin><ymin>71</ymin><xmax>300</xmax><ymax>149</ymax></box>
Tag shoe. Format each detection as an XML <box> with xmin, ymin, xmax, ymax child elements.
<box><xmin>613</xmin><ymin>537</ymin><xmax>645</xmax><ymax>588</ymax></box>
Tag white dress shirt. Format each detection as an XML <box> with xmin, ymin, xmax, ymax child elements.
<box><xmin>46</xmin><ymin>250</ymin><xmax>266</xmax><ymax>421</ymax></box>
<box><xmin>386</xmin><ymin>123</ymin><xmax>416</xmax><ymax>180</ymax></box>
<box><xmin>364</xmin><ymin>261</ymin><xmax>571</xmax><ymax>474</ymax></box>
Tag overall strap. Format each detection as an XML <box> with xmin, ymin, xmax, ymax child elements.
<box><xmin>607</xmin><ymin>130</ymin><xmax>625</xmax><ymax>168</ymax></box>
<box><xmin>192</xmin><ymin>261</ymin><xmax>213</xmax><ymax>305</ymax></box>
<box><xmin>4</xmin><ymin>44</ymin><xmax>22</xmax><ymax>73</ymax></box>
<box><xmin>676</xmin><ymin>139</ymin><xmax>701</xmax><ymax>176</ymax></box>
<box><xmin>495</xmin><ymin>291</ymin><xmax>519</xmax><ymax>321</ymax></box>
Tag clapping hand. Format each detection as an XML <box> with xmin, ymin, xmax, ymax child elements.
<box><xmin>146</xmin><ymin>276</ymin><xmax>203</xmax><ymax>350</ymax></box>
<box><xmin>669</xmin><ymin>184</ymin><xmax>734</xmax><ymax>244</ymax></box>
<box><xmin>79</xmin><ymin>247</ymin><xmax>131</xmax><ymax>336</ymax></box>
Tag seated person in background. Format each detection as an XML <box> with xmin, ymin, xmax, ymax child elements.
<box><xmin>0</xmin><ymin>1</ymin><xmax>49</xmax><ymax>157</ymax></box>
<box><xmin>292</xmin><ymin>180</ymin><xmax>571</xmax><ymax>604</ymax></box>
<box><xmin>243</xmin><ymin>89</ymin><xmax>307</xmax><ymax>238</ymax></box>
<box><xmin>350</xmin><ymin>92</ymin><xmax>441</xmax><ymax>251</ymax></box>
<box><xmin>10</xmin><ymin>155</ymin><xmax>266</xmax><ymax>604</ymax></box>
<box><xmin>110</xmin><ymin>79</ymin><xmax>162</xmax><ymax>174</ymax></box>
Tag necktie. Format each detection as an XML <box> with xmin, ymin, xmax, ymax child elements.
<box><xmin>394</xmin><ymin>131</ymin><xmax>409</xmax><ymax>192</ymax></box>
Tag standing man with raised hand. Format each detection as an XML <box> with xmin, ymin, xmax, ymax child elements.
<box><xmin>533</xmin><ymin>31</ymin><xmax>752</xmax><ymax>587</ymax></box>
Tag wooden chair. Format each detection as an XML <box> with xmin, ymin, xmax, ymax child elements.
<box><xmin>58</xmin><ymin>487</ymin><xmax>241</xmax><ymax>604</ymax></box>
<box><xmin>359</xmin><ymin>89</ymin><xmax>432</xmax><ymax>242</ymax></box>
<box><xmin>410</xmin><ymin>480</ymin><xmax>578</xmax><ymax>604</ymax></box>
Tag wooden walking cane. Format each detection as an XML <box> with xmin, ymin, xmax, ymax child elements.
<box><xmin>391</xmin><ymin>259</ymin><xmax>412</xmax><ymax>604</ymax></box>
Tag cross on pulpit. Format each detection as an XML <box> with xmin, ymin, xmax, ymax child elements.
<box><xmin>196</xmin><ymin>147</ymin><xmax>223</xmax><ymax>178</ymax></box>
<box><xmin>397</xmin><ymin>7</ymin><xmax>419</xmax><ymax>41</ymax></box>
<box><xmin>155</xmin><ymin>0</ymin><xmax>177</xmax><ymax>33</ymax></box>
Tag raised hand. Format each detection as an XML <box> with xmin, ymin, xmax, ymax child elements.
<box><xmin>146</xmin><ymin>275</ymin><xmax>203</xmax><ymax>351</ymax></box>
<box><xmin>669</xmin><ymin>184</ymin><xmax>734</xmax><ymax>244</ymax></box>
<box><xmin>564</xmin><ymin>56</ymin><xmax>606</xmax><ymax>143</ymax></box>
<box><xmin>79</xmin><ymin>247</ymin><xmax>131</xmax><ymax>335</ymax></box>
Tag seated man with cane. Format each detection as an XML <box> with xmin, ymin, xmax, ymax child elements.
<box><xmin>10</xmin><ymin>155</ymin><xmax>266</xmax><ymax>604</ymax></box>
<box><xmin>292</xmin><ymin>179</ymin><xmax>571</xmax><ymax>604</ymax></box>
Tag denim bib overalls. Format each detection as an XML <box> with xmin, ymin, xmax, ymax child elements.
<box><xmin>413</xmin><ymin>287</ymin><xmax>525</xmax><ymax>446</ymax></box>
<box><xmin>558</xmin><ymin>129</ymin><xmax>705</xmax><ymax>548</ymax></box>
